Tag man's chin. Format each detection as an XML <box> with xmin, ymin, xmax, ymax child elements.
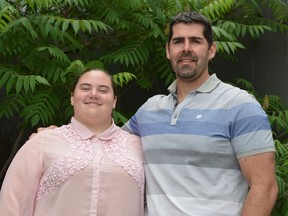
<box><xmin>176</xmin><ymin>71</ymin><xmax>197</xmax><ymax>80</ymax></box>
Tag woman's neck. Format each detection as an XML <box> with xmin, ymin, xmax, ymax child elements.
<box><xmin>75</xmin><ymin>116</ymin><xmax>113</xmax><ymax>136</ymax></box>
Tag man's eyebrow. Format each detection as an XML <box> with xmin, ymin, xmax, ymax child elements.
<box><xmin>172</xmin><ymin>36</ymin><xmax>203</xmax><ymax>40</ymax></box>
<box><xmin>172</xmin><ymin>37</ymin><xmax>184</xmax><ymax>41</ymax></box>
<box><xmin>189</xmin><ymin>36</ymin><xmax>203</xmax><ymax>40</ymax></box>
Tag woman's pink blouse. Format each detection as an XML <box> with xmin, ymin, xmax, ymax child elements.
<box><xmin>0</xmin><ymin>118</ymin><xmax>144</xmax><ymax>216</ymax></box>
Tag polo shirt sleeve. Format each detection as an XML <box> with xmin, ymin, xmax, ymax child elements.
<box><xmin>229</xmin><ymin>91</ymin><xmax>275</xmax><ymax>159</ymax></box>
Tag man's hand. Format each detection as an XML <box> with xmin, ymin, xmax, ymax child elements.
<box><xmin>29</xmin><ymin>125</ymin><xmax>58</xmax><ymax>139</ymax></box>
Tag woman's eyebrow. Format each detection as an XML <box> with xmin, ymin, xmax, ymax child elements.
<box><xmin>98</xmin><ymin>85</ymin><xmax>110</xmax><ymax>89</ymax></box>
<box><xmin>79</xmin><ymin>83</ymin><xmax>92</xmax><ymax>87</ymax></box>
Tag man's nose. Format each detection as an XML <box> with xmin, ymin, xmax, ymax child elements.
<box><xmin>183</xmin><ymin>40</ymin><xmax>191</xmax><ymax>52</ymax></box>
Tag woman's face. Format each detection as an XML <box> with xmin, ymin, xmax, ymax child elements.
<box><xmin>71</xmin><ymin>70</ymin><xmax>116</xmax><ymax>124</ymax></box>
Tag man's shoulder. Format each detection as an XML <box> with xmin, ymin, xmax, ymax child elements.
<box><xmin>143</xmin><ymin>94</ymin><xmax>170</xmax><ymax>105</ymax></box>
<box><xmin>218</xmin><ymin>82</ymin><xmax>256</xmax><ymax>102</ymax></box>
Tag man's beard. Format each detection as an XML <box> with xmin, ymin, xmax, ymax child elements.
<box><xmin>175</xmin><ymin>65</ymin><xmax>198</xmax><ymax>81</ymax></box>
<box><xmin>174</xmin><ymin>52</ymin><xmax>199</xmax><ymax>80</ymax></box>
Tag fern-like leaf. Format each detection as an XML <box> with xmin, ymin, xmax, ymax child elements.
<box><xmin>0</xmin><ymin>93</ymin><xmax>27</xmax><ymax>118</ymax></box>
<box><xmin>0</xmin><ymin>5</ymin><xmax>18</xmax><ymax>30</ymax></box>
<box><xmin>212</xmin><ymin>25</ymin><xmax>237</xmax><ymax>41</ymax></box>
<box><xmin>132</xmin><ymin>13</ymin><xmax>165</xmax><ymax>38</ymax></box>
<box><xmin>35</xmin><ymin>15</ymin><xmax>111</xmax><ymax>38</ymax></box>
<box><xmin>113</xmin><ymin>72</ymin><xmax>136</xmax><ymax>87</ymax></box>
<box><xmin>153</xmin><ymin>47</ymin><xmax>175</xmax><ymax>86</ymax></box>
<box><xmin>85</xmin><ymin>60</ymin><xmax>105</xmax><ymax>70</ymax></box>
<box><xmin>0</xmin><ymin>67</ymin><xmax>51</xmax><ymax>94</ymax></box>
<box><xmin>100</xmin><ymin>39</ymin><xmax>149</xmax><ymax>68</ymax></box>
<box><xmin>20</xmin><ymin>88</ymin><xmax>63</xmax><ymax>127</ymax></box>
<box><xmin>36</xmin><ymin>45</ymin><xmax>71</xmax><ymax>64</ymax></box>
<box><xmin>1</xmin><ymin>16</ymin><xmax>38</xmax><ymax>40</ymax></box>
<box><xmin>112</xmin><ymin>109</ymin><xmax>128</xmax><ymax>125</ymax></box>
<box><xmin>62</xmin><ymin>60</ymin><xmax>85</xmax><ymax>77</ymax></box>
<box><xmin>216</xmin><ymin>41</ymin><xmax>245</xmax><ymax>54</ymax></box>
<box><xmin>200</xmin><ymin>0</ymin><xmax>235</xmax><ymax>20</ymax></box>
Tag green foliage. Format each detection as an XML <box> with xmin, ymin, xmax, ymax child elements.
<box><xmin>273</xmin><ymin>140</ymin><xmax>288</xmax><ymax>216</ymax></box>
<box><xmin>113</xmin><ymin>72</ymin><xmax>136</xmax><ymax>87</ymax></box>
<box><xmin>0</xmin><ymin>68</ymin><xmax>50</xmax><ymax>94</ymax></box>
<box><xmin>100</xmin><ymin>39</ymin><xmax>150</xmax><ymax>68</ymax></box>
<box><xmin>1</xmin><ymin>0</ymin><xmax>286</xmax><ymax>128</ymax></box>
<box><xmin>200</xmin><ymin>0</ymin><xmax>235</xmax><ymax>19</ymax></box>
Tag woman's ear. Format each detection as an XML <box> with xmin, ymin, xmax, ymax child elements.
<box><xmin>70</xmin><ymin>93</ymin><xmax>74</xmax><ymax>106</ymax></box>
<box><xmin>113</xmin><ymin>96</ymin><xmax>117</xmax><ymax>109</ymax></box>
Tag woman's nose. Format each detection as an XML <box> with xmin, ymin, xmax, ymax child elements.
<box><xmin>89</xmin><ymin>89</ymin><xmax>99</xmax><ymax>98</ymax></box>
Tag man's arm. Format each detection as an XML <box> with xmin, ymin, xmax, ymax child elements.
<box><xmin>239</xmin><ymin>152</ymin><xmax>278</xmax><ymax>216</ymax></box>
<box><xmin>29</xmin><ymin>125</ymin><xmax>57</xmax><ymax>139</ymax></box>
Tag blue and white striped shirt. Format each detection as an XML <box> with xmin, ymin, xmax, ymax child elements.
<box><xmin>122</xmin><ymin>74</ymin><xmax>274</xmax><ymax>216</ymax></box>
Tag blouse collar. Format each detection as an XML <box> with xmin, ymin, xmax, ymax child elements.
<box><xmin>71</xmin><ymin>117</ymin><xmax>118</xmax><ymax>141</ymax></box>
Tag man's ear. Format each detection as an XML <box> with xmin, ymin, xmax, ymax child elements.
<box><xmin>208</xmin><ymin>42</ymin><xmax>217</xmax><ymax>60</ymax></box>
<box><xmin>166</xmin><ymin>43</ymin><xmax>171</xmax><ymax>60</ymax></box>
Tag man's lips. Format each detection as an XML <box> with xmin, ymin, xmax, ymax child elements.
<box><xmin>179</xmin><ymin>59</ymin><xmax>193</xmax><ymax>62</ymax></box>
<box><xmin>178</xmin><ymin>58</ymin><xmax>197</xmax><ymax>63</ymax></box>
<box><xmin>177</xmin><ymin>59</ymin><xmax>197</xmax><ymax>65</ymax></box>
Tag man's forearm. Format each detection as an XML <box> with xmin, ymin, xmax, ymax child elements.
<box><xmin>241</xmin><ymin>185</ymin><xmax>278</xmax><ymax>216</ymax></box>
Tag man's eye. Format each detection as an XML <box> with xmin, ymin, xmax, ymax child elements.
<box><xmin>174</xmin><ymin>40</ymin><xmax>182</xmax><ymax>44</ymax></box>
<box><xmin>191</xmin><ymin>39</ymin><xmax>200</xmax><ymax>44</ymax></box>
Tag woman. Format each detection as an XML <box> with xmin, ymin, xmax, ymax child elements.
<box><xmin>0</xmin><ymin>69</ymin><xmax>144</xmax><ymax>216</ymax></box>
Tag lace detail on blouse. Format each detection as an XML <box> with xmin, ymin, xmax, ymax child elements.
<box><xmin>36</xmin><ymin>125</ymin><xmax>94</xmax><ymax>200</ymax></box>
<box><xmin>36</xmin><ymin>124</ymin><xmax>144</xmax><ymax>200</ymax></box>
<box><xmin>104</xmin><ymin>129</ymin><xmax>145</xmax><ymax>195</ymax></box>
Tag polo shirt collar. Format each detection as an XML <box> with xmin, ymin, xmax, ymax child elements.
<box><xmin>168</xmin><ymin>73</ymin><xmax>220</xmax><ymax>94</ymax></box>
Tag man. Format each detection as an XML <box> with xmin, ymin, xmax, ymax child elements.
<box><xmin>122</xmin><ymin>11</ymin><xmax>278</xmax><ymax>215</ymax></box>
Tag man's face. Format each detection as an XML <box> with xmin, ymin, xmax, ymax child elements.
<box><xmin>166</xmin><ymin>22</ymin><xmax>216</xmax><ymax>82</ymax></box>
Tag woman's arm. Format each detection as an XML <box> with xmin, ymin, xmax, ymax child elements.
<box><xmin>0</xmin><ymin>136</ymin><xmax>44</xmax><ymax>216</ymax></box>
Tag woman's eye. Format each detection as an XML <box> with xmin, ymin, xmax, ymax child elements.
<box><xmin>81</xmin><ymin>87</ymin><xmax>90</xmax><ymax>91</ymax></box>
<box><xmin>99</xmin><ymin>89</ymin><xmax>108</xmax><ymax>93</ymax></box>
